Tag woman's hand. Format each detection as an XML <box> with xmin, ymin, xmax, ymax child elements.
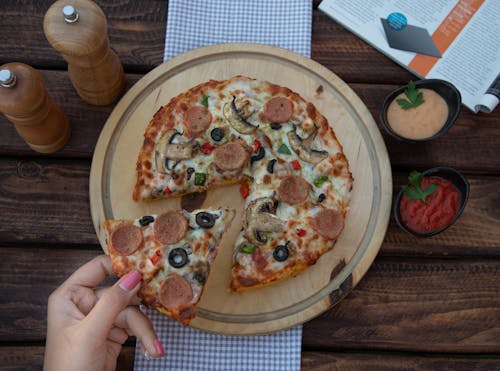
<box><xmin>44</xmin><ymin>255</ymin><xmax>164</xmax><ymax>371</ymax></box>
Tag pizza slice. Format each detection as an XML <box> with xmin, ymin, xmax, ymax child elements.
<box><xmin>102</xmin><ymin>207</ymin><xmax>235</xmax><ymax>324</ymax></box>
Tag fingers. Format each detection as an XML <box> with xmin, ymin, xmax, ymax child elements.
<box><xmin>115</xmin><ymin>306</ymin><xmax>165</xmax><ymax>358</ymax></box>
<box><xmin>108</xmin><ymin>327</ymin><xmax>129</xmax><ymax>344</ymax></box>
<box><xmin>95</xmin><ymin>287</ymin><xmax>142</xmax><ymax>306</ymax></box>
<box><xmin>65</xmin><ymin>255</ymin><xmax>114</xmax><ymax>288</ymax></box>
<box><xmin>82</xmin><ymin>269</ymin><xmax>142</xmax><ymax>339</ymax></box>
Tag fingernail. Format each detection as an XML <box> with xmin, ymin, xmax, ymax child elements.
<box><xmin>144</xmin><ymin>350</ymin><xmax>152</xmax><ymax>361</ymax></box>
<box><xmin>119</xmin><ymin>270</ymin><xmax>142</xmax><ymax>291</ymax></box>
<box><xmin>154</xmin><ymin>340</ymin><xmax>165</xmax><ymax>356</ymax></box>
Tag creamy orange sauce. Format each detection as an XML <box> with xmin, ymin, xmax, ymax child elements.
<box><xmin>387</xmin><ymin>88</ymin><xmax>448</xmax><ymax>140</ymax></box>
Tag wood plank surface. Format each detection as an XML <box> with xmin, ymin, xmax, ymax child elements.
<box><xmin>0</xmin><ymin>157</ymin><xmax>498</xmax><ymax>256</ymax></box>
<box><xmin>0</xmin><ymin>345</ymin><xmax>134</xmax><ymax>371</ymax></box>
<box><xmin>1</xmin><ymin>70</ymin><xmax>498</xmax><ymax>174</ymax></box>
<box><xmin>301</xmin><ymin>351</ymin><xmax>500</xmax><ymax>370</ymax></box>
<box><xmin>1</xmin><ymin>1</ymin><xmax>415</xmax><ymax>83</ymax></box>
<box><xmin>303</xmin><ymin>259</ymin><xmax>500</xmax><ymax>353</ymax></box>
<box><xmin>0</xmin><ymin>71</ymin><xmax>141</xmax><ymax>158</ymax></box>
<box><xmin>1</xmin><ymin>346</ymin><xmax>499</xmax><ymax>371</ymax></box>
<box><xmin>0</xmin><ymin>0</ymin><xmax>167</xmax><ymax>72</ymax></box>
<box><xmin>1</xmin><ymin>247</ymin><xmax>499</xmax><ymax>354</ymax></box>
<box><xmin>1</xmin><ymin>0</ymin><xmax>499</xmax><ymax>368</ymax></box>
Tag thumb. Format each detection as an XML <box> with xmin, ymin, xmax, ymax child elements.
<box><xmin>82</xmin><ymin>270</ymin><xmax>142</xmax><ymax>339</ymax></box>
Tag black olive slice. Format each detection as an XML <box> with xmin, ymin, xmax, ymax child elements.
<box><xmin>138</xmin><ymin>215</ymin><xmax>155</xmax><ymax>226</ymax></box>
<box><xmin>168</xmin><ymin>248</ymin><xmax>189</xmax><ymax>268</ymax></box>
<box><xmin>193</xmin><ymin>272</ymin><xmax>206</xmax><ymax>284</ymax></box>
<box><xmin>270</xmin><ymin>123</ymin><xmax>282</xmax><ymax>130</ymax></box>
<box><xmin>267</xmin><ymin>159</ymin><xmax>276</xmax><ymax>174</ymax></box>
<box><xmin>273</xmin><ymin>244</ymin><xmax>289</xmax><ymax>262</ymax></box>
<box><xmin>318</xmin><ymin>193</ymin><xmax>326</xmax><ymax>203</ymax></box>
<box><xmin>186</xmin><ymin>167</ymin><xmax>195</xmax><ymax>180</ymax></box>
<box><xmin>210</xmin><ymin>127</ymin><xmax>225</xmax><ymax>142</ymax></box>
<box><xmin>250</xmin><ymin>146</ymin><xmax>265</xmax><ymax>163</ymax></box>
<box><xmin>195</xmin><ymin>211</ymin><xmax>216</xmax><ymax>228</ymax></box>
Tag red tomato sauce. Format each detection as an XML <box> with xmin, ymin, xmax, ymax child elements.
<box><xmin>400</xmin><ymin>176</ymin><xmax>460</xmax><ymax>234</ymax></box>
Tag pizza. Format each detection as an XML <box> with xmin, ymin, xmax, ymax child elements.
<box><xmin>103</xmin><ymin>208</ymin><xmax>235</xmax><ymax>324</ymax></box>
<box><xmin>132</xmin><ymin>75</ymin><xmax>353</xmax><ymax>291</ymax></box>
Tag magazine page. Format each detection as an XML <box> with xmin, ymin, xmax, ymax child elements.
<box><xmin>319</xmin><ymin>0</ymin><xmax>500</xmax><ymax>113</ymax></box>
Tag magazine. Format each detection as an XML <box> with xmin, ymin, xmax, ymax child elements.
<box><xmin>319</xmin><ymin>0</ymin><xmax>500</xmax><ymax>113</ymax></box>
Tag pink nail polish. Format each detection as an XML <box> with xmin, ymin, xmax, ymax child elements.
<box><xmin>119</xmin><ymin>270</ymin><xmax>142</xmax><ymax>291</ymax></box>
<box><xmin>154</xmin><ymin>340</ymin><xmax>165</xmax><ymax>356</ymax></box>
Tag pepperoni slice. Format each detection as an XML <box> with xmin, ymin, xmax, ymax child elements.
<box><xmin>310</xmin><ymin>208</ymin><xmax>344</xmax><ymax>240</ymax></box>
<box><xmin>213</xmin><ymin>142</ymin><xmax>249</xmax><ymax>171</ymax></box>
<box><xmin>186</xmin><ymin>106</ymin><xmax>212</xmax><ymax>136</ymax></box>
<box><xmin>110</xmin><ymin>223</ymin><xmax>143</xmax><ymax>255</ymax></box>
<box><xmin>263</xmin><ymin>97</ymin><xmax>293</xmax><ymax>124</ymax></box>
<box><xmin>154</xmin><ymin>210</ymin><xmax>188</xmax><ymax>245</ymax></box>
<box><xmin>277</xmin><ymin>175</ymin><xmax>310</xmax><ymax>205</ymax></box>
<box><xmin>159</xmin><ymin>274</ymin><xmax>193</xmax><ymax>309</ymax></box>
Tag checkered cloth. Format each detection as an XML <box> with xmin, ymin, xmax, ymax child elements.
<box><xmin>134</xmin><ymin>308</ymin><xmax>303</xmax><ymax>371</ymax></box>
<box><xmin>163</xmin><ymin>0</ymin><xmax>312</xmax><ymax>60</ymax></box>
<box><xmin>136</xmin><ymin>2</ymin><xmax>310</xmax><ymax>369</ymax></box>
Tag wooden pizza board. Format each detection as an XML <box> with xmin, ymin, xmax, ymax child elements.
<box><xmin>89</xmin><ymin>43</ymin><xmax>392</xmax><ymax>335</ymax></box>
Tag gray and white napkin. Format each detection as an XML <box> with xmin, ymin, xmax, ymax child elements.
<box><xmin>164</xmin><ymin>0</ymin><xmax>312</xmax><ymax>60</ymax></box>
<box><xmin>134</xmin><ymin>309</ymin><xmax>302</xmax><ymax>371</ymax></box>
<box><xmin>135</xmin><ymin>1</ymin><xmax>311</xmax><ymax>369</ymax></box>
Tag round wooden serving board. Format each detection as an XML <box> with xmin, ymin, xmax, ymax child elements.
<box><xmin>90</xmin><ymin>43</ymin><xmax>392</xmax><ymax>335</ymax></box>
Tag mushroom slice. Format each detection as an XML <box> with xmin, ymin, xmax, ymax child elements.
<box><xmin>155</xmin><ymin>129</ymin><xmax>192</xmax><ymax>173</ymax></box>
<box><xmin>164</xmin><ymin>143</ymin><xmax>192</xmax><ymax>160</ymax></box>
<box><xmin>236</xmin><ymin>98</ymin><xmax>255</xmax><ymax>119</ymax></box>
<box><xmin>223</xmin><ymin>96</ymin><xmax>258</xmax><ymax>134</ymax></box>
<box><xmin>287</xmin><ymin>125</ymin><xmax>328</xmax><ymax>165</ymax></box>
<box><xmin>244</xmin><ymin>197</ymin><xmax>284</xmax><ymax>245</ymax></box>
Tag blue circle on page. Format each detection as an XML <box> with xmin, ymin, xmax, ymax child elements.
<box><xmin>387</xmin><ymin>12</ymin><xmax>407</xmax><ymax>31</ymax></box>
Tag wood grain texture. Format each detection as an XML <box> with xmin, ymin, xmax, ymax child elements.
<box><xmin>311</xmin><ymin>10</ymin><xmax>414</xmax><ymax>84</ymax></box>
<box><xmin>301</xmin><ymin>351</ymin><xmax>500</xmax><ymax>370</ymax></box>
<box><xmin>0</xmin><ymin>345</ymin><xmax>134</xmax><ymax>371</ymax></box>
<box><xmin>1</xmin><ymin>247</ymin><xmax>499</xmax><ymax>353</ymax></box>
<box><xmin>0</xmin><ymin>0</ymin><xmax>167</xmax><ymax>72</ymax></box>
<box><xmin>0</xmin><ymin>157</ymin><xmax>497</xmax><ymax>257</ymax></box>
<box><xmin>0</xmin><ymin>158</ymin><xmax>97</xmax><ymax>245</ymax></box>
<box><xmin>1</xmin><ymin>346</ymin><xmax>499</xmax><ymax>371</ymax></box>
<box><xmin>1</xmin><ymin>71</ymin><xmax>498</xmax><ymax>174</ymax></box>
<box><xmin>303</xmin><ymin>259</ymin><xmax>500</xmax><ymax>353</ymax></box>
<box><xmin>0</xmin><ymin>1</ymin><xmax>415</xmax><ymax>82</ymax></box>
<box><xmin>0</xmin><ymin>248</ymin><xmax>100</xmax><ymax>342</ymax></box>
<box><xmin>0</xmin><ymin>71</ymin><xmax>140</xmax><ymax>157</ymax></box>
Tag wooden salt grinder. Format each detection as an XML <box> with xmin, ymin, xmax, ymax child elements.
<box><xmin>0</xmin><ymin>63</ymin><xmax>71</xmax><ymax>153</ymax></box>
<box><xmin>43</xmin><ymin>0</ymin><xmax>125</xmax><ymax>105</ymax></box>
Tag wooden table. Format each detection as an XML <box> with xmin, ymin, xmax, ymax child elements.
<box><xmin>1</xmin><ymin>1</ymin><xmax>499</xmax><ymax>370</ymax></box>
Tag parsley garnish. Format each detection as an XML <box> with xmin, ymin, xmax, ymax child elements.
<box><xmin>200</xmin><ymin>95</ymin><xmax>209</xmax><ymax>107</ymax></box>
<box><xmin>396</xmin><ymin>81</ymin><xmax>424</xmax><ymax>110</ymax></box>
<box><xmin>402</xmin><ymin>170</ymin><xmax>437</xmax><ymax>202</ymax></box>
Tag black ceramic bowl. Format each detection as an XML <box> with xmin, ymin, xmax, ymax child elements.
<box><xmin>394</xmin><ymin>167</ymin><xmax>469</xmax><ymax>238</ymax></box>
<box><xmin>380</xmin><ymin>79</ymin><xmax>461</xmax><ymax>143</ymax></box>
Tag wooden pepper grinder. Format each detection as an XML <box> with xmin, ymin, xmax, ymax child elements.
<box><xmin>43</xmin><ymin>0</ymin><xmax>125</xmax><ymax>105</ymax></box>
<box><xmin>0</xmin><ymin>63</ymin><xmax>71</xmax><ymax>153</ymax></box>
